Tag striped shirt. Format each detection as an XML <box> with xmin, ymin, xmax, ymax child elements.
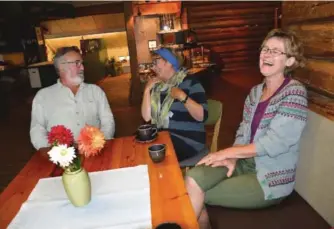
<box><xmin>160</xmin><ymin>77</ymin><xmax>208</xmax><ymax>161</ymax></box>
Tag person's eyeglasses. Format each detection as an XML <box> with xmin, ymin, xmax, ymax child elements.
<box><xmin>152</xmin><ymin>57</ymin><xmax>161</xmax><ymax>65</ymax></box>
<box><xmin>61</xmin><ymin>60</ymin><xmax>85</xmax><ymax>67</ymax></box>
<box><xmin>260</xmin><ymin>47</ymin><xmax>287</xmax><ymax>57</ymax></box>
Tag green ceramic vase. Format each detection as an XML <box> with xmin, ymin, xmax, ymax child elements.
<box><xmin>62</xmin><ymin>167</ymin><xmax>91</xmax><ymax>207</ymax></box>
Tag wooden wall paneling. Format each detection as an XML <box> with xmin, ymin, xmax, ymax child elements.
<box><xmin>282</xmin><ymin>1</ymin><xmax>334</xmax><ymax>25</ymax></box>
<box><xmin>189</xmin><ymin>13</ymin><xmax>275</xmax><ymax>24</ymax></box>
<box><xmin>282</xmin><ymin>1</ymin><xmax>334</xmax><ymax>120</ymax></box>
<box><xmin>190</xmin><ymin>17</ymin><xmax>274</xmax><ymax>30</ymax></box>
<box><xmin>184</xmin><ymin>1</ymin><xmax>280</xmax><ymax>10</ymax></box>
<box><xmin>185</xmin><ymin>1</ymin><xmax>279</xmax><ymax>72</ymax></box>
<box><xmin>294</xmin><ymin>59</ymin><xmax>334</xmax><ymax>96</ymax></box>
<box><xmin>287</xmin><ymin>21</ymin><xmax>334</xmax><ymax>58</ymax></box>
<box><xmin>201</xmin><ymin>37</ymin><xmax>263</xmax><ymax>48</ymax></box>
<box><xmin>188</xmin><ymin>7</ymin><xmax>275</xmax><ymax>19</ymax></box>
<box><xmin>213</xmin><ymin>43</ymin><xmax>261</xmax><ymax>53</ymax></box>
<box><xmin>221</xmin><ymin>56</ymin><xmax>255</xmax><ymax>64</ymax></box>
<box><xmin>197</xmin><ymin>28</ymin><xmax>269</xmax><ymax>43</ymax></box>
<box><xmin>219</xmin><ymin>50</ymin><xmax>259</xmax><ymax>59</ymax></box>
<box><xmin>222</xmin><ymin>62</ymin><xmax>256</xmax><ymax>71</ymax></box>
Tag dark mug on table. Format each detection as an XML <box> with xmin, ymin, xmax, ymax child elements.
<box><xmin>137</xmin><ymin>124</ymin><xmax>158</xmax><ymax>141</ymax></box>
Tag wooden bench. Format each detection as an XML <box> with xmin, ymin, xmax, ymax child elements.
<box><xmin>207</xmin><ymin>191</ymin><xmax>331</xmax><ymax>229</ymax></box>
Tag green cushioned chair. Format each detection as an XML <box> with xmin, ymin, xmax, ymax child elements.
<box><xmin>180</xmin><ymin>99</ymin><xmax>223</xmax><ymax>168</ymax></box>
<box><xmin>205</xmin><ymin>99</ymin><xmax>223</xmax><ymax>153</ymax></box>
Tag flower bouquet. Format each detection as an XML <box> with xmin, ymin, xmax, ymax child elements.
<box><xmin>47</xmin><ymin>125</ymin><xmax>106</xmax><ymax>207</ymax></box>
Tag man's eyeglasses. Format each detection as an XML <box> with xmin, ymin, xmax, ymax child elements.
<box><xmin>61</xmin><ymin>60</ymin><xmax>85</xmax><ymax>67</ymax></box>
<box><xmin>260</xmin><ymin>47</ymin><xmax>287</xmax><ymax>57</ymax></box>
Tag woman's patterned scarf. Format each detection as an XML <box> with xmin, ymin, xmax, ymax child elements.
<box><xmin>151</xmin><ymin>68</ymin><xmax>187</xmax><ymax>129</ymax></box>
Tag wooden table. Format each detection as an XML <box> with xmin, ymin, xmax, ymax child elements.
<box><xmin>0</xmin><ymin>131</ymin><xmax>199</xmax><ymax>229</ymax></box>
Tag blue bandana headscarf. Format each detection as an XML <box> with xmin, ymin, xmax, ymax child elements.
<box><xmin>154</xmin><ymin>48</ymin><xmax>180</xmax><ymax>71</ymax></box>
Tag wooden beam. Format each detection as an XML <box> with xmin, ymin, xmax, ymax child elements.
<box><xmin>124</xmin><ymin>2</ymin><xmax>141</xmax><ymax>106</ymax></box>
<box><xmin>213</xmin><ymin>43</ymin><xmax>261</xmax><ymax>53</ymax></box>
<box><xmin>200</xmin><ymin>37</ymin><xmax>263</xmax><ymax>47</ymax></box>
<box><xmin>190</xmin><ymin>18</ymin><xmax>274</xmax><ymax>29</ymax></box>
<box><xmin>75</xmin><ymin>2</ymin><xmax>124</xmax><ymax>17</ymax></box>
<box><xmin>219</xmin><ymin>50</ymin><xmax>259</xmax><ymax>58</ymax></box>
<box><xmin>222</xmin><ymin>62</ymin><xmax>257</xmax><ymax>70</ymax></box>
<box><xmin>193</xmin><ymin>25</ymin><xmax>271</xmax><ymax>35</ymax></box>
<box><xmin>189</xmin><ymin>13</ymin><xmax>275</xmax><ymax>24</ymax></box>
<box><xmin>133</xmin><ymin>2</ymin><xmax>181</xmax><ymax>16</ymax></box>
<box><xmin>197</xmin><ymin>28</ymin><xmax>270</xmax><ymax>42</ymax></box>
<box><xmin>221</xmin><ymin>56</ymin><xmax>255</xmax><ymax>64</ymax></box>
<box><xmin>188</xmin><ymin>7</ymin><xmax>275</xmax><ymax>19</ymax></box>
<box><xmin>183</xmin><ymin>1</ymin><xmax>280</xmax><ymax>9</ymax></box>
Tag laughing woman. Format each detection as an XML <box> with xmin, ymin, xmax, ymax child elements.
<box><xmin>185</xmin><ymin>29</ymin><xmax>308</xmax><ymax>229</ymax></box>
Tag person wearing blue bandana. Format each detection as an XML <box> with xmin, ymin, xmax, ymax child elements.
<box><xmin>141</xmin><ymin>48</ymin><xmax>209</xmax><ymax>163</ymax></box>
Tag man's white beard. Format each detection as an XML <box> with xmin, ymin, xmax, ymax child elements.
<box><xmin>69</xmin><ymin>75</ymin><xmax>84</xmax><ymax>86</ymax></box>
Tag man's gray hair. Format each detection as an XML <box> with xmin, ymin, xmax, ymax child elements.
<box><xmin>53</xmin><ymin>46</ymin><xmax>81</xmax><ymax>74</ymax></box>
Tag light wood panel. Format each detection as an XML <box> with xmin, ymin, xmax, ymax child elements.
<box><xmin>133</xmin><ymin>2</ymin><xmax>181</xmax><ymax>16</ymax></box>
<box><xmin>287</xmin><ymin>21</ymin><xmax>334</xmax><ymax>58</ymax></box>
<box><xmin>294</xmin><ymin>59</ymin><xmax>334</xmax><ymax>96</ymax></box>
<box><xmin>282</xmin><ymin>1</ymin><xmax>334</xmax><ymax>25</ymax></box>
<box><xmin>282</xmin><ymin>1</ymin><xmax>334</xmax><ymax>120</ymax></box>
<box><xmin>41</xmin><ymin>13</ymin><xmax>126</xmax><ymax>38</ymax></box>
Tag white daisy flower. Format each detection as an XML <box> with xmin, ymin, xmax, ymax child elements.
<box><xmin>48</xmin><ymin>144</ymin><xmax>76</xmax><ymax>168</ymax></box>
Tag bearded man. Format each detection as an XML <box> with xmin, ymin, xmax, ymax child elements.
<box><xmin>30</xmin><ymin>46</ymin><xmax>115</xmax><ymax>153</ymax></box>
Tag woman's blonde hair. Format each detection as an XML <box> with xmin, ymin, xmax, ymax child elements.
<box><xmin>261</xmin><ymin>29</ymin><xmax>305</xmax><ymax>75</ymax></box>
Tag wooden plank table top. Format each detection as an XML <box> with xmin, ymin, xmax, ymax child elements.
<box><xmin>0</xmin><ymin>131</ymin><xmax>199</xmax><ymax>229</ymax></box>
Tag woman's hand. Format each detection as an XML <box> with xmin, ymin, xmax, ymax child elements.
<box><xmin>171</xmin><ymin>87</ymin><xmax>187</xmax><ymax>101</ymax></box>
<box><xmin>145</xmin><ymin>78</ymin><xmax>161</xmax><ymax>92</ymax></box>
<box><xmin>197</xmin><ymin>147</ymin><xmax>239</xmax><ymax>166</ymax></box>
<box><xmin>211</xmin><ymin>158</ymin><xmax>237</xmax><ymax>177</ymax></box>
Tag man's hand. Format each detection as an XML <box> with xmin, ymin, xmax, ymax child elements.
<box><xmin>171</xmin><ymin>87</ymin><xmax>187</xmax><ymax>101</ymax></box>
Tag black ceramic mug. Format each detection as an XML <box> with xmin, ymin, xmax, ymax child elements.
<box><xmin>148</xmin><ymin>144</ymin><xmax>166</xmax><ymax>163</ymax></box>
<box><xmin>155</xmin><ymin>222</ymin><xmax>182</xmax><ymax>229</ymax></box>
<box><xmin>137</xmin><ymin>124</ymin><xmax>158</xmax><ymax>141</ymax></box>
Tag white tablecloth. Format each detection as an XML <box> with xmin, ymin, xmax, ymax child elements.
<box><xmin>8</xmin><ymin>165</ymin><xmax>151</xmax><ymax>229</ymax></box>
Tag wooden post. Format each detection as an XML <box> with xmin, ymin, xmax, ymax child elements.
<box><xmin>124</xmin><ymin>2</ymin><xmax>141</xmax><ymax>106</ymax></box>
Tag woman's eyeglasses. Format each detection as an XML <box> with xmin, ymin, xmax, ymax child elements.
<box><xmin>260</xmin><ymin>47</ymin><xmax>287</xmax><ymax>57</ymax></box>
<box><xmin>152</xmin><ymin>57</ymin><xmax>161</xmax><ymax>65</ymax></box>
